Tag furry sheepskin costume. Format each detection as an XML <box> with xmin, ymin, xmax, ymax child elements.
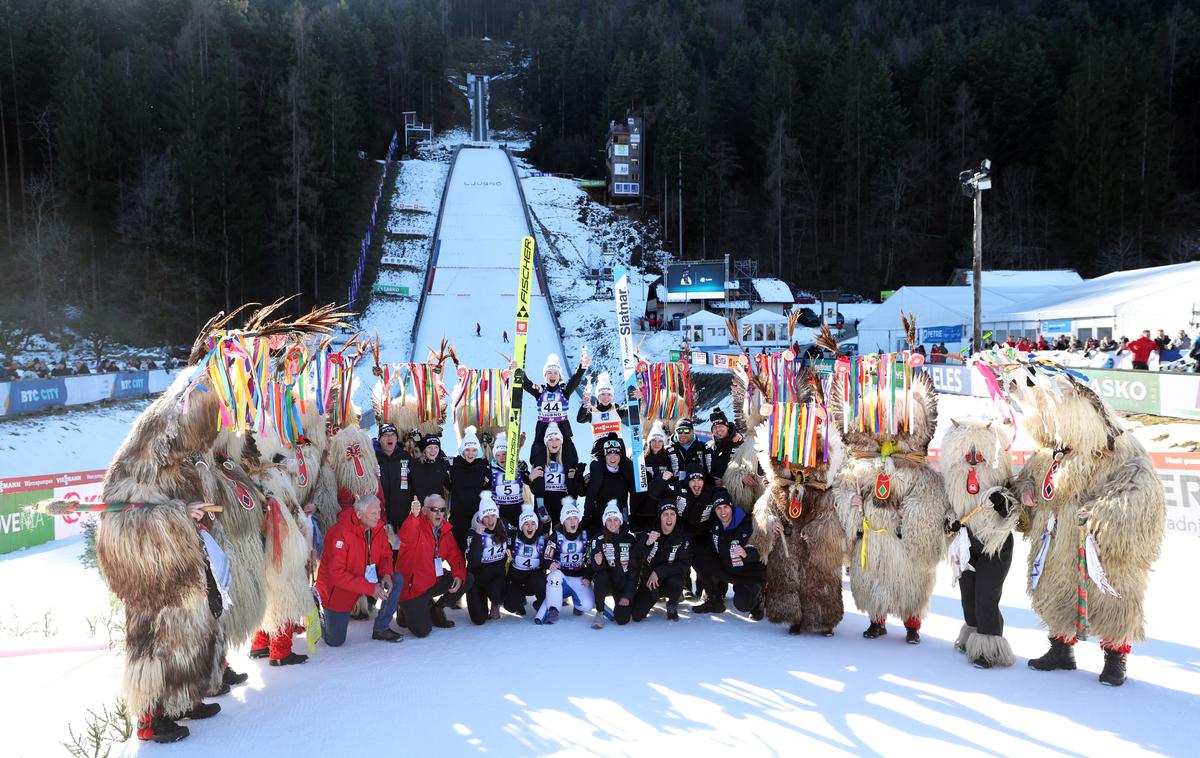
<box><xmin>722</xmin><ymin>369</ymin><xmax>766</xmax><ymax>512</ymax></box>
<box><xmin>831</xmin><ymin>368</ymin><xmax>949</xmax><ymax>642</ymax></box>
<box><xmin>941</xmin><ymin>419</ymin><xmax>1020</xmax><ymax>668</ymax></box>
<box><xmin>1006</xmin><ymin>366</ymin><xmax>1166</xmax><ymax>685</ymax></box>
<box><xmin>96</xmin><ymin>369</ymin><xmax>228</xmax><ymax>720</ymax></box>
<box><xmin>747</xmin><ymin>379</ymin><xmax>846</xmax><ymax>636</ymax></box>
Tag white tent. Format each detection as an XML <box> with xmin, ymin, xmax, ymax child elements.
<box><xmin>989</xmin><ymin>262</ymin><xmax>1200</xmax><ymax>341</ymax></box>
<box><xmin>680</xmin><ymin>309</ymin><xmax>729</xmax><ymax>348</ymax></box>
<box><xmin>855</xmin><ymin>284</ymin><xmax>1071</xmax><ymax>353</ymax></box>
<box><xmin>738</xmin><ymin>308</ymin><xmax>789</xmax><ymax>345</ymax></box>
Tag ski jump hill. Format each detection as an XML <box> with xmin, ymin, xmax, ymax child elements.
<box><xmin>410</xmin><ymin>143</ymin><xmax>575</xmax><ymax>449</ymax></box>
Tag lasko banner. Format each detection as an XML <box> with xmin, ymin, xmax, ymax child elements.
<box><xmin>1078</xmin><ymin>368</ymin><xmax>1161</xmax><ymax>415</ymax></box>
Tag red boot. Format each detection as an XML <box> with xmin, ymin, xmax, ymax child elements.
<box><xmin>904</xmin><ymin>616</ymin><xmax>922</xmax><ymax>645</ymax></box>
<box><xmin>269</xmin><ymin>623</ymin><xmax>307</xmax><ymax>667</ymax></box>
<box><xmin>137</xmin><ymin>710</ymin><xmax>189</xmax><ymax>743</ymax></box>
<box><xmin>249</xmin><ymin>629</ymin><xmax>269</xmax><ymax>659</ymax></box>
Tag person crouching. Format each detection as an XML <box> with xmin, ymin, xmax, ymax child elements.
<box><xmin>466</xmin><ymin>492</ymin><xmax>509</xmax><ymax>625</ymax></box>
<box><xmin>504</xmin><ymin>504</ymin><xmax>552</xmax><ymax>617</ymax></box>
<box><xmin>631</xmin><ymin>501</ymin><xmax>693</xmax><ymax>622</ymax></box>
<box><xmin>316</xmin><ymin>494</ymin><xmax>404</xmax><ymax>645</ymax></box>
<box><xmin>692</xmin><ymin>489</ymin><xmax>765</xmax><ymax>617</ymax></box>
<box><xmin>395</xmin><ymin>494</ymin><xmax>471</xmax><ymax>638</ymax></box>
<box><xmin>589</xmin><ymin>500</ymin><xmax>640</xmax><ymax>628</ymax></box>
<box><xmin>536</xmin><ymin>498</ymin><xmax>594</xmax><ymax>625</ymax></box>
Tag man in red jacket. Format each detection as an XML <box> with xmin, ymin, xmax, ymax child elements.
<box><xmin>1126</xmin><ymin>330</ymin><xmax>1159</xmax><ymax>370</ymax></box>
<box><xmin>396</xmin><ymin>494</ymin><xmax>471</xmax><ymax>638</ymax></box>
<box><xmin>316</xmin><ymin>494</ymin><xmax>404</xmax><ymax>645</ymax></box>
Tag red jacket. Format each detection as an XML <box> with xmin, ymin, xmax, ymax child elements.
<box><xmin>1127</xmin><ymin>336</ymin><xmax>1158</xmax><ymax>363</ymax></box>
<box><xmin>395</xmin><ymin>514</ymin><xmax>466</xmax><ymax>601</ymax></box>
<box><xmin>315</xmin><ymin>508</ymin><xmax>393</xmax><ymax>613</ymax></box>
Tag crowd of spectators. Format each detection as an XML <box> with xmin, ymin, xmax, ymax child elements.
<box><xmin>976</xmin><ymin>328</ymin><xmax>1200</xmax><ymax>371</ymax></box>
<box><xmin>0</xmin><ymin>355</ymin><xmax>181</xmax><ymax>381</ymax></box>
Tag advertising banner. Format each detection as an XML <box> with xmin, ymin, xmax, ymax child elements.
<box><xmin>0</xmin><ymin>470</ymin><xmax>106</xmax><ymax>554</ymax></box>
<box><xmin>920</xmin><ymin>363</ymin><xmax>972</xmax><ymax>395</ymax></box>
<box><xmin>922</xmin><ymin>324</ymin><xmax>964</xmax><ymax>344</ymax></box>
<box><xmin>665</xmin><ymin>261</ymin><xmax>725</xmax><ymax>301</ymax></box>
<box><xmin>1159</xmin><ymin>374</ymin><xmax>1200</xmax><ymax>420</ymax></box>
<box><xmin>110</xmin><ymin>371</ymin><xmax>150</xmax><ymax>400</ymax></box>
<box><xmin>1079</xmin><ymin>369</ymin><xmax>1160</xmax><ymax>415</ymax></box>
<box><xmin>5</xmin><ymin>378</ymin><xmax>69</xmax><ymax>415</ymax></box>
<box><xmin>1041</xmin><ymin>319</ymin><xmax>1073</xmax><ymax>333</ymax></box>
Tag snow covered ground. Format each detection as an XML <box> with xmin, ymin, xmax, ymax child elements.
<box><xmin>3</xmin><ymin>512</ymin><xmax>1198</xmax><ymax>756</ymax></box>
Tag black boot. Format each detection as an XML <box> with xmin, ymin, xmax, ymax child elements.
<box><xmin>666</xmin><ymin>602</ymin><xmax>680</xmax><ymax>621</ymax></box>
<box><xmin>693</xmin><ymin>598</ymin><xmax>727</xmax><ymax>614</ymax></box>
<box><xmin>269</xmin><ymin>652</ymin><xmax>308</xmax><ymax>667</ymax></box>
<box><xmin>431</xmin><ymin>603</ymin><xmax>455</xmax><ymax>629</ymax></box>
<box><xmin>788</xmin><ymin>623</ymin><xmax>804</xmax><ymax>636</ymax></box>
<box><xmin>372</xmin><ymin>629</ymin><xmax>403</xmax><ymax>642</ymax></box>
<box><xmin>749</xmin><ymin>595</ymin><xmax>765</xmax><ymax>621</ymax></box>
<box><xmin>905</xmin><ymin>627</ymin><xmax>921</xmax><ymax>645</ymax></box>
<box><xmin>179</xmin><ymin>702</ymin><xmax>221</xmax><ymax>720</ymax></box>
<box><xmin>1099</xmin><ymin>649</ymin><xmax>1127</xmax><ymax>686</ymax></box>
<box><xmin>138</xmin><ymin>714</ymin><xmax>189</xmax><ymax>743</ymax></box>
<box><xmin>1028</xmin><ymin>637</ymin><xmax>1077</xmax><ymax>671</ymax></box>
<box><xmin>248</xmin><ymin>647</ymin><xmax>268</xmax><ymax>659</ymax></box>
<box><xmin>863</xmin><ymin>622</ymin><xmax>888</xmax><ymax>639</ymax></box>
<box><xmin>223</xmin><ymin>666</ymin><xmax>248</xmax><ymax>686</ymax></box>
<box><xmin>972</xmin><ymin>657</ymin><xmax>993</xmax><ymax>669</ymax></box>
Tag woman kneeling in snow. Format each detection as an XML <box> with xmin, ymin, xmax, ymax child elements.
<box><xmin>505</xmin><ymin>505</ymin><xmax>552</xmax><ymax>617</ymax></box>
<box><xmin>465</xmin><ymin>492</ymin><xmax>509</xmax><ymax>625</ymax></box>
<box><xmin>535</xmin><ymin>498</ymin><xmax>595</xmax><ymax>625</ymax></box>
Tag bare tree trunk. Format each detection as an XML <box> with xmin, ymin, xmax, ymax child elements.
<box><xmin>0</xmin><ymin>77</ymin><xmax>11</xmax><ymax>245</ymax></box>
<box><xmin>292</xmin><ymin>77</ymin><xmax>301</xmax><ymax>305</ymax></box>
<box><xmin>10</xmin><ymin>38</ymin><xmax>26</xmax><ymax>215</ymax></box>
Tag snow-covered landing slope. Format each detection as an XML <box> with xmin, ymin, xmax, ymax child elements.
<box><xmin>411</xmin><ymin>146</ymin><xmax>585</xmax><ymax>450</ymax></box>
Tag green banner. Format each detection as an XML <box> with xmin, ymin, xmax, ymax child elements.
<box><xmin>0</xmin><ymin>489</ymin><xmax>55</xmax><ymax>554</ymax></box>
<box><xmin>372</xmin><ymin>284</ymin><xmax>409</xmax><ymax>296</ymax></box>
<box><xmin>669</xmin><ymin>349</ymin><xmax>682</xmax><ymax>362</ymax></box>
<box><xmin>578</xmin><ymin>179</ymin><xmax>607</xmax><ymax>188</ymax></box>
<box><xmin>1079</xmin><ymin>369</ymin><xmax>1161</xmax><ymax>415</ymax></box>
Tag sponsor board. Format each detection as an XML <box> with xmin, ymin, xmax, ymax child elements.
<box><xmin>929</xmin><ymin>449</ymin><xmax>1200</xmax><ymax>539</ymax></box>
<box><xmin>0</xmin><ymin>470</ymin><xmax>105</xmax><ymax>553</ymax></box>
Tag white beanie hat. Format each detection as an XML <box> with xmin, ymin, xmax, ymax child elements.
<box><xmin>602</xmin><ymin>499</ymin><xmax>623</xmax><ymax>525</ymax></box>
<box><xmin>595</xmin><ymin>371</ymin><xmax>614</xmax><ymax>396</ymax></box>
<box><xmin>461</xmin><ymin>425</ymin><xmax>480</xmax><ymax>452</ymax></box>
<box><xmin>647</xmin><ymin>419</ymin><xmax>667</xmax><ymax>443</ymax></box>
<box><xmin>518</xmin><ymin>504</ymin><xmax>538</xmax><ymax>529</ymax></box>
<box><xmin>477</xmin><ymin>491</ymin><xmax>499</xmax><ymax>521</ymax></box>
<box><xmin>543</xmin><ymin>353</ymin><xmax>563</xmax><ymax>381</ymax></box>
<box><xmin>493</xmin><ymin>432</ymin><xmax>509</xmax><ymax>453</ymax></box>
<box><xmin>560</xmin><ymin>497</ymin><xmax>582</xmax><ymax>524</ymax></box>
<box><xmin>543</xmin><ymin>423</ymin><xmax>564</xmax><ymax>443</ymax></box>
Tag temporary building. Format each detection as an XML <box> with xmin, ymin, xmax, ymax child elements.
<box><xmin>988</xmin><ymin>262</ymin><xmax>1200</xmax><ymax>341</ymax></box>
<box><xmin>680</xmin><ymin>309</ymin><xmax>729</xmax><ymax>349</ymax></box>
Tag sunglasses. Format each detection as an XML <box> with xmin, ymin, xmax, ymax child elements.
<box><xmin>426</xmin><ymin>507</ymin><xmax>447</xmax><ymax>513</ymax></box>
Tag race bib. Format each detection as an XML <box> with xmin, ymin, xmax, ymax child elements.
<box><xmin>592</xmin><ymin>408</ymin><xmax>622</xmax><ymax>438</ymax></box>
<box><xmin>492</xmin><ymin>468</ymin><xmax>523</xmax><ymax>504</ymax></box>
<box><xmin>538</xmin><ymin>388</ymin><xmax>569</xmax><ymax>423</ymax></box>
<box><xmin>543</xmin><ymin>462</ymin><xmax>567</xmax><ymax>493</ymax></box>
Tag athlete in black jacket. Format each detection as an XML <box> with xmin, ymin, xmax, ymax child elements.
<box><xmin>631</xmin><ymin>501</ymin><xmax>693</xmax><ymax>622</ymax></box>
<box><xmin>447</xmin><ymin>430</ymin><xmax>490</xmax><ymax>551</ymax></box>
<box><xmin>692</xmin><ymin>489</ymin><xmax>765</xmax><ymax>615</ymax></box>
<box><xmin>701</xmin><ymin>408</ymin><xmax>744</xmax><ymax>486</ymax></box>
<box><xmin>583</xmin><ymin>434</ymin><xmax>638</xmax><ymax>532</ymax></box>
<box><xmin>409</xmin><ymin>434</ymin><xmax>451</xmax><ymax>510</ymax></box>
<box><xmin>375</xmin><ymin>425</ymin><xmax>414</xmax><ymax>529</ymax></box>
<box><xmin>588</xmin><ymin>500</ymin><xmax>641</xmax><ymax>627</ymax></box>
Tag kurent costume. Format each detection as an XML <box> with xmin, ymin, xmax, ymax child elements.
<box><xmin>993</xmin><ymin>358</ymin><xmax>1167</xmax><ymax>685</ymax></box>
<box><xmin>830</xmin><ymin>342</ymin><xmax>948</xmax><ymax>644</ymax></box>
<box><xmin>941</xmin><ymin>419</ymin><xmax>1020</xmax><ymax>668</ymax></box>
<box><xmin>94</xmin><ymin>303</ymin><xmax>347</xmax><ymax>743</ymax></box>
<box><xmin>747</xmin><ymin>369</ymin><xmax>846</xmax><ymax>636</ymax></box>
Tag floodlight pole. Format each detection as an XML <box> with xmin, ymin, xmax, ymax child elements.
<box><xmin>972</xmin><ymin>186</ymin><xmax>982</xmax><ymax>353</ymax></box>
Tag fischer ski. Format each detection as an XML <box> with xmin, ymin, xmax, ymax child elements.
<box><xmin>505</xmin><ymin>236</ymin><xmax>536</xmax><ymax>481</ymax></box>
<box><xmin>613</xmin><ymin>265</ymin><xmax>646</xmax><ymax>492</ymax></box>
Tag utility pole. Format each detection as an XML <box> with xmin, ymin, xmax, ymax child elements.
<box><xmin>960</xmin><ymin>159</ymin><xmax>992</xmax><ymax>353</ymax></box>
<box><xmin>677</xmin><ymin>151</ymin><xmax>683</xmax><ymax>259</ymax></box>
